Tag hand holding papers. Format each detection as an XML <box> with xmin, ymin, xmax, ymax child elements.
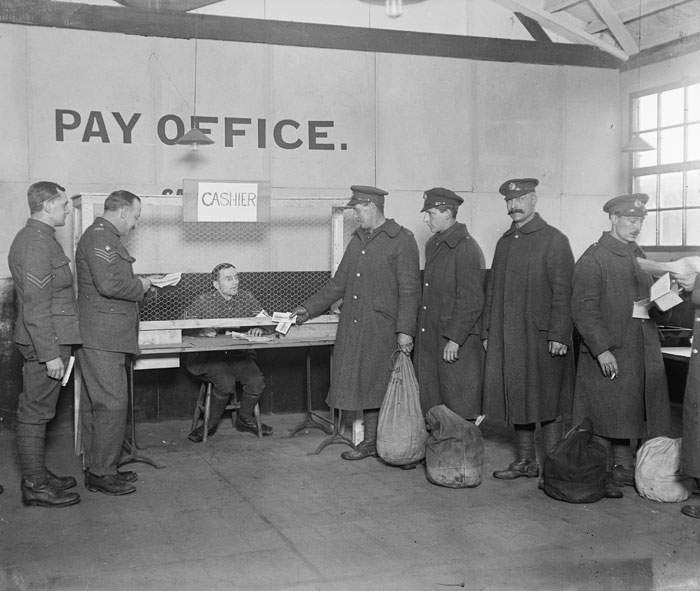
<box><xmin>649</xmin><ymin>273</ymin><xmax>684</xmax><ymax>312</ymax></box>
<box><xmin>149</xmin><ymin>272</ymin><xmax>182</xmax><ymax>288</ymax></box>
<box><xmin>271</xmin><ymin>312</ymin><xmax>297</xmax><ymax>335</ymax></box>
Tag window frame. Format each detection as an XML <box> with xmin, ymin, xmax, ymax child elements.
<box><xmin>628</xmin><ymin>78</ymin><xmax>700</xmax><ymax>251</ymax></box>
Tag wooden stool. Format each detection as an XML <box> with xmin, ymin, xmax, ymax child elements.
<box><xmin>191</xmin><ymin>381</ymin><xmax>262</xmax><ymax>442</ymax></box>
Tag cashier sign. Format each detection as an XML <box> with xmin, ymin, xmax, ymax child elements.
<box><xmin>197</xmin><ymin>181</ymin><xmax>258</xmax><ymax>222</ymax></box>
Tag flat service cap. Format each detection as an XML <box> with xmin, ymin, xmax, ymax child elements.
<box><xmin>603</xmin><ymin>193</ymin><xmax>649</xmax><ymax>217</ymax></box>
<box><xmin>499</xmin><ymin>178</ymin><xmax>539</xmax><ymax>200</ymax></box>
<box><xmin>421</xmin><ymin>187</ymin><xmax>464</xmax><ymax>212</ymax></box>
<box><xmin>346</xmin><ymin>185</ymin><xmax>388</xmax><ymax>208</ymax></box>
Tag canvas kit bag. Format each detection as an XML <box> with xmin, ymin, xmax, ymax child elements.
<box><xmin>424</xmin><ymin>404</ymin><xmax>484</xmax><ymax>488</ymax></box>
<box><xmin>376</xmin><ymin>352</ymin><xmax>428</xmax><ymax>466</ymax></box>
<box><xmin>542</xmin><ymin>419</ymin><xmax>608</xmax><ymax>504</ymax></box>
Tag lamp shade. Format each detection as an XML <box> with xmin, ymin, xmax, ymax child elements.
<box><xmin>176</xmin><ymin>127</ymin><xmax>215</xmax><ymax>147</ymax></box>
<box><xmin>621</xmin><ymin>135</ymin><xmax>653</xmax><ymax>152</ymax></box>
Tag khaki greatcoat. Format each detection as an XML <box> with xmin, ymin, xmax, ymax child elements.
<box><xmin>414</xmin><ymin>222</ymin><xmax>485</xmax><ymax>419</ymax></box>
<box><xmin>303</xmin><ymin>219</ymin><xmax>420</xmax><ymax>411</ymax></box>
<box><xmin>571</xmin><ymin>232</ymin><xmax>670</xmax><ymax>439</ymax></box>
<box><xmin>482</xmin><ymin>214</ymin><xmax>575</xmax><ymax>425</ymax></box>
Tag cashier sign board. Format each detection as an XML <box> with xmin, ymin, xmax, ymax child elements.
<box><xmin>183</xmin><ymin>179</ymin><xmax>270</xmax><ymax>222</ymax></box>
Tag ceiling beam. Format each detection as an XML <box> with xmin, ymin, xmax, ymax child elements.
<box><xmin>588</xmin><ymin>0</ymin><xmax>639</xmax><ymax>54</ymax></box>
<box><xmin>586</xmin><ymin>0</ymin><xmax>692</xmax><ymax>34</ymax></box>
<box><xmin>621</xmin><ymin>30</ymin><xmax>700</xmax><ymax>70</ymax></box>
<box><xmin>514</xmin><ymin>11</ymin><xmax>553</xmax><ymax>42</ymax></box>
<box><xmin>491</xmin><ymin>0</ymin><xmax>629</xmax><ymax>60</ymax></box>
<box><xmin>0</xmin><ymin>0</ymin><xmax>621</xmax><ymax>68</ymax></box>
<box><xmin>544</xmin><ymin>0</ymin><xmax>585</xmax><ymax>12</ymax></box>
<box><xmin>114</xmin><ymin>0</ymin><xmax>223</xmax><ymax>11</ymax></box>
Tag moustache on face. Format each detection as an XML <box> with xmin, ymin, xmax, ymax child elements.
<box><xmin>508</xmin><ymin>209</ymin><xmax>525</xmax><ymax>215</ymax></box>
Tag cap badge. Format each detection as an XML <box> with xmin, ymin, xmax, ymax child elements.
<box><xmin>508</xmin><ymin>182</ymin><xmax>516</xmax><ymax>190</ymax></box>
<box><xmin>634</xmin><ymin>199</ymin><xmax>643</xmax><ymax>208</ymax></box>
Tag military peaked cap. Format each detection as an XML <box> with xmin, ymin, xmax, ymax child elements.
<box><xmin>603</xmin><ymin>193</ymin><xmax>649</xmax><ymax>217</ymax></box>
<box><xmin>345</xmin><ymin>185</ymin><xmax>388</xmax><ymax>208</ymax></box>
<box><xmin>499</xmin><ymin>178</ymin><xmax>539</xmax><ymax>200</ymax></box>
<box><xmin>421</xmin><ymin>187</ymin><xmax>464</xmax><ymax>212</ymax></box>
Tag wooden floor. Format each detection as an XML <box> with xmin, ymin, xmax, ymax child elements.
<box><xmin>1</xmin><ymin>411</ymin><xmax>699</xmax><ymax>591</ymax></box>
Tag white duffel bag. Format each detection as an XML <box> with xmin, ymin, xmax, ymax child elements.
<box><xmin>635</xmin><ymin>436</ymin><xmax>694</xmax><ymax>503</ymax></box>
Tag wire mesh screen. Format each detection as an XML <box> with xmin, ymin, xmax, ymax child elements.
<box><xmin>140</xmin><ymin>271</ymin><xmax>331</xmax><ymax>321</ymax></box>
<box><xmin>82</xmin><ymin>195</ymin><xmax>355</xmax><ymax>321</ymax></box>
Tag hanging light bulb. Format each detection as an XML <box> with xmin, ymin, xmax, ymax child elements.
<box><xmin>176</xmin><ymin>38</ymin><xmax>215</xmax><ymax>150</ymax></box>
<box><xmin>385</xmin><ymin>0</ymin><xmax>402</xmax><ymax>18</ymax></box>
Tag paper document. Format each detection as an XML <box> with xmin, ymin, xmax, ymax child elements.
<box><xmin>61</xmin><ymin>355</ymin><xmax>75</xmax><ymax>386</ymax></box>
<box><xmin>649</xmin><ymin>273</ymin><xmax>684</xmax><ymax>312</ymax></box>
<box><xmin>150</xmin><ymin>272</ymin><xmax>182</xmax><ymax>288</ymax></box>
<box><xmin>637</xmin><ymin>256</ymin><xmax>700</xmax><ymax>277</ymax></box>
<box><xmin>271</xmin><ymin>312</ymin><xmax>297</xmax><ymax>335</ymax></box>
<box><xmin>225</xmin><ymin>330</ymin><xmax>275</xmax><ymax>343</ymax></box>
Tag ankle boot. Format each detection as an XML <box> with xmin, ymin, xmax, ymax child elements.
<box><xmin>341</xmin><ymin>409</ymin><xmax>379</xmax><ymax>460</ymax></box>
<box><xmin>21</xmin><ymin>478</ymin><xmax>81</xmax><ymax>507</ymax></box>
<box><xmin>45</xmin><ymin>468</ymin><xmax>78</xmax><ymax>490</ymax></box>
<box><xmin>493</xmin><ymin>425</ymin><xmax>539</xmax><ymax>479</ymax></box>
<box><xmin>611</xmin><ymin>440</ymin><xmax>635</xmax><ymax>486</ymax></box>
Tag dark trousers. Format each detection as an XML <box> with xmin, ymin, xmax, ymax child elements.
<box><xmin>186</xmin><ymin>352</ymin><xmax>265</xmax><ymax>421</ymax></box>
<box><xmin>16</xmin><ymin>344</ymin><xmax>73</xmax><ymax>481</ymax></box>
<box><xmin>16</xmin><ymin>344</ymin><xmax>72</xmax><ymax>425</ymax></box>
<box><xmin>78</xmin><ymin>347</ymin><xmax>129</xmax><ymax>476</ymax></box>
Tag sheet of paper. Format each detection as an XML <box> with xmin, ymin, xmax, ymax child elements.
<box><xmin>633</xmin><ymin>299</ymin><xmax>650</xmax><ymax>319</ymax></box>
<box><xmin>61</xmin><ymin>355</ymin><xmax>75</xmax><ymax>386</ymax></box>
<box><xmin>271</xmin><ymin>311</ymin><xmax>297</xmax><ymax>335</ymax></box>
<box><xmin>225</xmin><ymin>330</ymin><xmax>275</xmax><ymax>343</ymax></box>
<box><xmin>649</xmin><ymin>273</ymin><xmax>684</xmax><ymax>312</ymax></box>
<box><xmin>650</xmin><ymin>273</ymin><xmax>671</xmax><ymax>302</ymax></box>
<box><xmin>275</xmin><ymin>320</ymin><xmax>295</xmax><ymax>335</ymax></box>
<box><xmin>150</xmin><ymin>272</ymin><xmax>182</xmax><ymax>288</ymax></box>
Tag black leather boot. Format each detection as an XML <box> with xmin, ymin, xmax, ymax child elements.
<box><xmin>85</xmin><ymin>472</ymin><xmax>136</xmax><ymax>495</ymax></box>
<box><xmin>45</xmin><ymin>468</ymin><xmax>78</xmax><ymax>490</ymax></box>
<box><xmin>494</xmin><ymin>425</ymin><xmax>539</xmax><ymax>479</ymax></box>
<box><xmin>341</xmin><ymin>409</ymin><xmax>379</xmax><ymax>461</ymax></box>
<box><xmin>21</xmin><ymin>478</ymin><xmax>81</xmax><ymax>507</ymax></box>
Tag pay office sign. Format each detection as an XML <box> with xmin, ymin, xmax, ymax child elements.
<box><xmin>183</xmin><ymin>179</ymin><xmax>270</xmax><ymax>223</ymax></box>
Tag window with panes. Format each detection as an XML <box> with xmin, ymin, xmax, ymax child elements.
<box><xmin>630</xmin><ymin>81</ymin><xmax>700</xmax><ymax>247</ymax></box>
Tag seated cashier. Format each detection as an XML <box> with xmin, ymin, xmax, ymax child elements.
<box><xmin>183</xmin><ymin>262</ymin><xmax>273</xmax><ymax>442</ymax></box>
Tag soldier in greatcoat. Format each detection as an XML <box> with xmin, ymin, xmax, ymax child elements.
<box><xmin>8</xmin><ymin>182</ymin><xmax>82</xmax><ymax>507</ymax></box>
<box><xmin>76</xmin><ymin>190</ymin><xmax>151</xmax><ymax>496</ymax></box>
<box><xmin>294</xmin><ymin>186</ymin><xmax>420</xmax><ymax>461</ymax></box>
<box><xmin>572</xmin><ymin>193</ymin><xmax>670</xmax><ymax>497</ymax></box>
<box><xmin>414</xmin><ymin>187</ymin><xmax>485</xmax><ymax>420</ymax></box>
<box><xmin>672</xmin><ymin>272</ymin><xmax>700</xmax><ymax>518</ymax></box>
<box><xmin>483</xmin><ymin>178</ymin><xmax>575</xmax><ymax>481</ymax></box>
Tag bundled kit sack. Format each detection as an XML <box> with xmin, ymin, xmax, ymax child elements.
<box><xmin>635</xmin><ymin>436</ymin><xmax>693</xmax><ymax>503</ymax></box>
<box><xmin>424</xmin><ymin>405</ymin><xmax>483</xmax><ymax>488</ymax></box>
<box><xmin>542</xmin><ymin>419</ymin><xmax>607</xmax><ymax>504</ymax></box>
<box><xmin>376</xmin><ymin>352</ymin><xmax>428</xmax><ymax>466</ymax></box>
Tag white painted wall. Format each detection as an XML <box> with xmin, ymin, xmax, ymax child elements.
<box><xmin>0</xmin><ymin>22</ymin><xmax>620</xmax><ymax>276</ymax></box>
